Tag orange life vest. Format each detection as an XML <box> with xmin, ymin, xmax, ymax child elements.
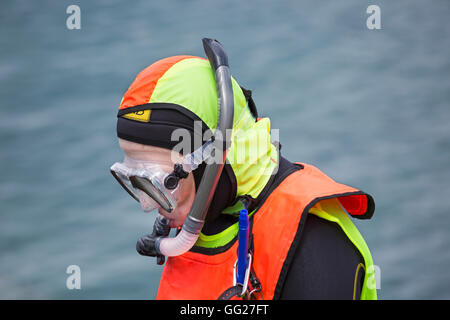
<box><xmin>156</xmin><ymin>163</ymin><xmax>374</xmax><ymax>300</ymax></box>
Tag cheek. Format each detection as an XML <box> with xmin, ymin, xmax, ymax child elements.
<box><xmin>178</xmin><ymin>173</ymin><xmax>195</xmax><ymax>201</ymax></box>
<box><xmin>169</xmin><ymin>173</ymin><xmax>195</xmax><ymax>226</ymax></box>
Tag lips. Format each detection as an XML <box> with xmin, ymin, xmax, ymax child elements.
<box><xmin>156</xmin><ymin>208</ymin><xmax>178</xmax><ymax>228</ymax></box>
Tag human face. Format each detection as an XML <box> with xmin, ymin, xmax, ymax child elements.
<box><xmin>118</xmin><ymin>138</ymin><xmax>196</xmax><ymax>228</ymax></box>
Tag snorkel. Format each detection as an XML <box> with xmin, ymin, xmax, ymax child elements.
<box><xmin>136</xmin><ymin>38</ymin><xmax>234</xmax><ymax>260</ymax></box>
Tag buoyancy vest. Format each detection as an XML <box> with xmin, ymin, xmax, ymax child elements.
<box><xmin>156</xmin><ymin>163</ymin><xmax>377</xmax><ymax>300</ymax></box>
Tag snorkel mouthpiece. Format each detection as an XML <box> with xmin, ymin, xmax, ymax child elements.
<box><xmin>137</xmin><ymin>38</ymin><xmax>234</xmax><ymax>260</ymax></box>
<box><xmin>136</xmin><ymin>214</ymin><xmax>171</xmax><ymax>265</ymax></box>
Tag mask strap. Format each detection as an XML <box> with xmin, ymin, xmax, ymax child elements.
<box><xmin>181</xmin><ymin>138</ymin><xmax>214</xmax><ymax>172</ymax></box>
<box><xmin>164</xmin><ymin>138</ymin><xmax>215</xmax><ymax>189</ymax></box>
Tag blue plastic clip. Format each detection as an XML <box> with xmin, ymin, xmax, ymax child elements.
<box><xmin>236</xmin><ymin>209</ymin><xmax>250</xmax><ymax>287</ymax></box>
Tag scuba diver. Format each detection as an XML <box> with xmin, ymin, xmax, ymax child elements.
<box><xmin>110</xmin><ymin>39</ymin><xmax>377</xmax><ymax>300</ymax></box>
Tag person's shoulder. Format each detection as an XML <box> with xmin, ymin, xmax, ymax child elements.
<box><xmin>279</xmin><ymin>212</ymin><xmax>365</xmax><ymax>299</ymax></box>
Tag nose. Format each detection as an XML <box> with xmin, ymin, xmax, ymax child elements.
<box><xmin>136</xmin><ymin>189</ymin><xmax>160</xmax><ymax>213</ymax></box>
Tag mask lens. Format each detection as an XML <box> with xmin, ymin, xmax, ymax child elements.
<box><xmin>136</xmin><ymin>189</ymin><xmax>160</xmax><ymax>213</ymax></box>
<box><xmin>110</xmin><ymin>169</ymin><xmax>139</xmax><ymax>202</ymax></box>
<box><xmin>111</xmin><ymin>159</ymin><xmax>180</xmax><ymax>213</ymax></box>
<box><xmin>130</xmin><ymin>175</ymin><xmax>174</xmax><ymax>213</ymax></box>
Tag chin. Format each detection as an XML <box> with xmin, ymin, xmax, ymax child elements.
<box><xmin>169</xmin><ymin>220</ymin><xmax>181</xmax><ymax>228</ymax></box>
<box><xmin>158</xmin><ymin>209</ymin><xmax>186</xmax><ymax>228</ymax></box>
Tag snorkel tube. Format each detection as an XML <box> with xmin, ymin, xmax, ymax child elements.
<box><xmin>137</xmin><ymin>38</ymin><xmax>234</xmax><ymax>259</ymax></box>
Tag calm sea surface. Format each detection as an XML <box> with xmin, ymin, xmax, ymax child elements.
<box><xmin>1</xmin><ymin>0</ymin><xmax>449</xmax><ymax>299</ymax></box>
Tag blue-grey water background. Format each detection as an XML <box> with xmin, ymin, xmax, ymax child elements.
<box><xmin>1</xmin><ymin>0</ymin><xmax>449</xmax><ymax>299</ymax></box>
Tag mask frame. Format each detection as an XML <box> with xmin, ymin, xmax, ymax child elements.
<box><xmin>111</xmin><ymin>138</ymin><xmax>215</xmax><ymax>213</ymax></box>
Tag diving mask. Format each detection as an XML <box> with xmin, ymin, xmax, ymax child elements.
<box><xmin>111</xmin><ymin>138</ymin><xmax>214</xmax><ymax>213</ymax></box>
<box><xmin>110</xmin><ymin>156</ymin><xmax>189</xmax><ymax>213</ymax></box>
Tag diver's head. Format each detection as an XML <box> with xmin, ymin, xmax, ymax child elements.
<box><xmin>111</xmin><ymin>39</ymin><xmax>280</xmax><ymax>258</ymax></box>
<box><xmin>112</xmin><ymin>53</ymin><xmax>278</xmax><ymax>228</ymax></box>
<box><xmin>112</xmin><ymin>55</ymin><xmax>239</xmax><ymax>226</ymax></box>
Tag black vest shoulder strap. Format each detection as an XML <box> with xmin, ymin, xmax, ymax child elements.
<box><xmin>240</xmin><ymin>86</ymin><xmax>258</xmax><ymax>119</ymax></box>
